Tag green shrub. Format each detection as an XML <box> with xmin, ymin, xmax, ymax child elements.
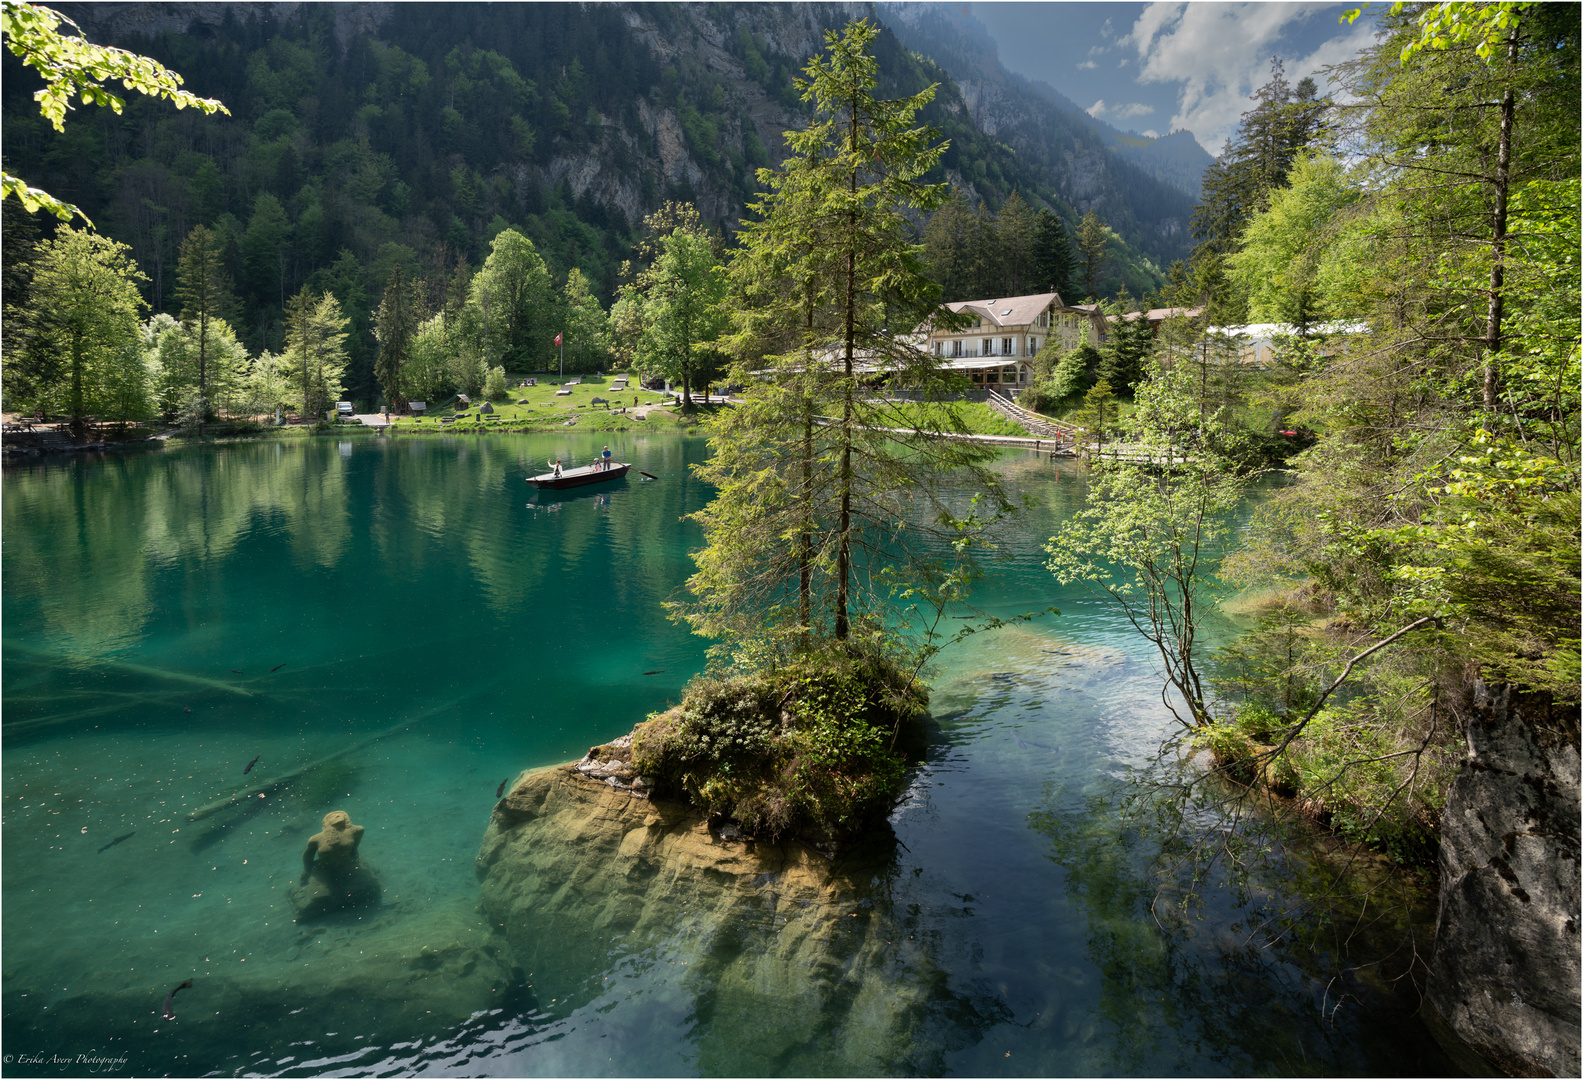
<box><xmin>630</xmin><ymin>646</ymin><xmax>927</xmax><ymax>841</ymax></box>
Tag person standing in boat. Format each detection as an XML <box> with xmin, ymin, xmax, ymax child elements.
<box><xmin>601</xmin><ymin>445</ymin><xmax>612</xmax><ymax>471</ymax></box>
<box><xmin>549</xmin><ymin>457</ymin><xmax>563</xmax><ymax>478</ymax></box>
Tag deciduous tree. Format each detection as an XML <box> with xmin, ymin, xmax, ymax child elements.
<box><xmin>10</xmin><ymin>226</ymin><xmax>148</xmax><ymax>435</ymax></box>
<box><xmin>1</xmin><ymin>1</ymin><xmax>227</xmax><ymax>223</ymax></box>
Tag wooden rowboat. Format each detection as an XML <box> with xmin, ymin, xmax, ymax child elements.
<box><xmin>525</xmin><ymin>462</ymin><xmax>631</xmax><ymax>490</ymax></box>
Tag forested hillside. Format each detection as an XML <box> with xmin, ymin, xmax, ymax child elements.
<box><xmin>3</xmin><ymin>1</ymin><xmax>1181</xmax><ymax>404</ymax></box>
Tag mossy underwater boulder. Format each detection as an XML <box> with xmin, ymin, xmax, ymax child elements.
<box><xmin>476</xmin><ymin>763</ymin><xmax>947</xmax><ymax>1074</ymax></box>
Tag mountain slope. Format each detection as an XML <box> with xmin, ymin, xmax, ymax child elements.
<box><xmin>876</xmin><ymin>2</ymin><xmax>1209</xmax><ymax>222</ymax></box>
<box><xmin>8</xmin><ymin>0</ymin><xmax>1177</xmax><ymax>354</ymax></box>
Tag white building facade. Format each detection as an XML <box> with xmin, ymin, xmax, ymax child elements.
<box><xmin>922</xmin><ymin>292</ymin><xmax>1107</xmax><ymax>391</ymax></box>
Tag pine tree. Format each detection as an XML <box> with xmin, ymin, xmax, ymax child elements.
<box><xmin>373</xmin><ymin>262</ymin><xmax>419</xmax><ymax>413</ymax></box>
<box><xmin>1032</xmin><ymin>208</ymin><xmax>1076</xmax><ymax>299</ymax></box>
<box><xmin>284</xmin><ymin>287</ymin><xmax>350</xmax><ymax>418</ymax></box>
<box><xmin>176</xmin><ymin>224</ymin><xmax>238</xmax><ymax>434</ymax></box>
<box><xmin>996</xmin><ymin>190</ymin><xmax>1037</xmax><ymax>296</ymax></box>
<box><xmin>1191</xmin><ymin>58</ymin><xmax>1328</xmax><ymax>258</ymax></box>
<box><xmin>680</xmin><ymin>19</ymin><xmax>1010</xmax><ymax>652</ymax></box>
<box><xmin>1075</xmin><ymin>210</ymin><xmax>1112</xmax><ymax>300</ymax></box>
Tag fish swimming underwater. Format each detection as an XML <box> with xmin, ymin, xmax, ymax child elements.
<box><xmin>161</xmin><ymin>979</ymin><xmax>193</xmax><ymax>1020</ymax></box>
<box><xmin>243</xmin><ymin>755</ymin><xmax>260</xmax><ymax>775</ymax></box>
<box><xmin>642</xmin><ymin>670</ymin><xmax>664</xmax><ymax>675</ymax></box>
<box><xmin>496</xmin><ymin>778</ymin><xmax>508</xmax><ymax>798</ymax></box>
<box><xmin>271</xmin><ymin>663</ymin><xmax>286</xmax><ymax>672</ymax></box>
<box><xmin>97</xmin><ymin>831</ymin><xmax>135</xmax><ymax>854</ymax></box>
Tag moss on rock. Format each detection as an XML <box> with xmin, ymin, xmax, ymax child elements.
<box><xmin>627</xmin><ymin>652</ymin><xmax>928</xmax><ymax>842</ymax></box>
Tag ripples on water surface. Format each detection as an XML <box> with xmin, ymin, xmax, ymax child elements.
<box><xmin>2</xmin><ymin>434</ymin><xmax>1451</xmax><ymax>1076</ymax></box>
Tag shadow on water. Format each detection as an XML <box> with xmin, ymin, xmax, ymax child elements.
<box><xmin>1026</xmin><ymin>777</ymin><xmax>1461</xmax><ymax>1077</ymax></box>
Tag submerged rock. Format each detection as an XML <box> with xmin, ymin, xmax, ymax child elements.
<box><xmin>8</xmin><ymin>901</ymin><xmax>517</xmax><ymax>1072</ymax></box>
<box><xmin>1426</xmin><ymin>681</ymin><xmax>1580</xmax><ymax>1077</ymax></box>
<box><xmin>288</xmin><ymin>861</ymin><xmax>382</xmax><ymax>920</ymax></box>
<box><xmin>477</xmin><ymin>764</ymin><xmax>957</xmax><ymax>1074</ymax></box>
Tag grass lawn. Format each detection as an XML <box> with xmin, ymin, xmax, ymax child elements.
<box><xmin>878</xmin><ymin>400</ymin><xmax>1029</xmax><ymax>437</ymax></box>
<box><xmin>390</xmin><ymin>373</ymin><xmax>689</xmax><ymax>433</ymax></box>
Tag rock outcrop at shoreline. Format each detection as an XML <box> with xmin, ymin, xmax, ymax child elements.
<box><xmin>475</xmin><ymin>762</ymin><xmax>965</xmax><ymax>1075</ymax></box>
<box><xmin>1425</xmin><ymin>681</ymin><xmax>1581</xmax><ymax>1077</ymax></box>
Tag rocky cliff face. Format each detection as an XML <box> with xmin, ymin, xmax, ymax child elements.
<box><xmin>475</xmin><ymin>763</ymin><xmax>975</xmax><ymax>1075</ymax></box>
<box><xmin>1426</xmin><ymin>680</ymin><xmax>1581</xmax><ymax>1076</ymax></box>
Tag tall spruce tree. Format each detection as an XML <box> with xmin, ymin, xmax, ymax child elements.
<box><xmin>373</xmin><ymin>262</ymin><xmax>419</xmax><ymax>413</ymax></box>
<box><xmin>1032</xmin><ymin>208</ymin><xmax>1076</xmax><ymax>299</ymax></box>
<box><xmin>679</xmin><ymin>19</ymin><xmax>1010</xmax><ymax>654</ymax></box>
<box><xmin>1191</xmin><ymin>58</ymin><xmax>1328</xmax><ymax>259</ymax></box>
<box><xmin>176</xmin><ymin>224</ymin><xmax>238</xmax><ymax>434</ymax></box>
<box><xmin>1075</xmin><ymin>210</ymin><xmax>1112</xmax><ymax>300</ymax></box>
<box><xmin>996</xmin><ymin>190</ymin><xmax>1038</xmax><ymax>296</ymax></box>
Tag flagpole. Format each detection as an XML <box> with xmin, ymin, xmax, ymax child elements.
<box><xmin>559</xmin><ymin>333</ymin><xmax>564</xmax><ymax>381</ymax></box>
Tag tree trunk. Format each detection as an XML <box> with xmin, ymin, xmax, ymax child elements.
<box><xmin>1483</xmin><ymin>31</ymin><xmax>1517</xmax><ymax>412</ymax></box>
<box><xmin>835</xmin><ymin>100</ymin><xmax>858</xmax><ymax>642</ymax></box>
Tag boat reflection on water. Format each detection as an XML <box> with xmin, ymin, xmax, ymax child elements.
<box><xmin>527</xmin><ymin>484</ymin><xmax>621</xmax><ymax>510</ymax></box>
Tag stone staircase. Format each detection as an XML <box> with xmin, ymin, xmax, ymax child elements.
<box><xmin>985</xmin><ymin>391</ymin><xmax>1082</xmax><ymax>441</ymax></box>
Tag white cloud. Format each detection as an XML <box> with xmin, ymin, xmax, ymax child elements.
<box><xmin>1121</xmin><ymin>2</ymin><xmax>1376</xmax><ymax>152</ymax></box>
<box><xmin>1141</xmin><ymin>129</ymin><xmax>1160</xmax><ymax>139</ymax></box>
<box><xmin>1088</xmin><ymin>100</ymin><xmax>1155</xmax><ymax>121</ymax></box>
<box><xmin>1077</xmin><ymin>60</ymin><xmax>1098</xmax><ymax>70</ymax></box>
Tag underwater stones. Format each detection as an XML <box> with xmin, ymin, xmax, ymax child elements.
<box><xmin>6</xmin><ymin>902</ymin><xmax>515</xmax><ymax>1068</ymax></box>
<box><xmin>476</xmin><ymin>764</ymin><xmax>942</xmax><ymax>1073</ymax></box>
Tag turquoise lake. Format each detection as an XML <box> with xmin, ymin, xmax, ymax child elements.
<box><xmin>1</xmin><ymin>433</ymin><xmax>1454</xmax><ymax>1076</ymax></box>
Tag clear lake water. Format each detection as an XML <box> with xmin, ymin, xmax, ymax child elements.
<box><xmin>1</xmin><ymin>432</ymin><xmax>1455</xmax><ymax>1076</ymax></box>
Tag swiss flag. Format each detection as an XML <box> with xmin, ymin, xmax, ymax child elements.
<box><xmin>553</xmin><ymin>333</ymin><xmax>563</xmax><ymax>346</ymax></box>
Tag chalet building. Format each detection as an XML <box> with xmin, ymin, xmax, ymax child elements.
<box><xmin>922</xmin><ymin>292</ymin><xmax>1108</xmax><ymax>391</ymax></box>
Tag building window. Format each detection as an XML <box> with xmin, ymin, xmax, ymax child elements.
<box><xmin>952</xmin><ymin>339</ymin><xmax>962</xmax><ymax>358</ymax></box>
<box><xmin>1029</xmin><ymin>336</ymin><xmax>1038</xmax><ymax>354</ymax></box>
<box><xmin>983</xmin><ymin>338</ymin><xmax>993</xmax><ymax>355</ymax></box>
<box><xmin>1002</xmin><ymin>338</ymin><xmax>1013</xmax><ymax>356</ymax></box>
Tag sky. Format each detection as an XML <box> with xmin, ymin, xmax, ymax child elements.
<box><xmin>968</xmin><ymin>2</ymin><xmax>1381</xmax><ymax>154</ymax></box>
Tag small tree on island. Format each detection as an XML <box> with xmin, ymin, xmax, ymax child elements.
<box><xmin>675</xmin><ymin>18</ymin><xmax>1015</xmax><ymax>678</ymax></box>
<box><xmin>633</xmin><ymin>20</ymin><xmax>1024</xmax><ymax>845</ymax></box>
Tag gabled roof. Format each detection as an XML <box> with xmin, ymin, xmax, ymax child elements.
<box><xmin>939</xmin><ymin>291</ymin><xmax>1064</xmax><ymax>329</ymax></box>
<box><xmin>1116</xmin><ymin>306</ymin><xmax>1205</xmax><ymax>323</ymax></box>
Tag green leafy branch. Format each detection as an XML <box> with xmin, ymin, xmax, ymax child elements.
<box><xmin>2</xmin><ymin>0</ymin><xmax>229</xmax><ymax>221</ymax></box>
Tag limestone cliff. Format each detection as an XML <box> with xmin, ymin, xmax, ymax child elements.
<box><xmin>1426</xmin><ymin>681</ymin><xmax>1581</xmax><ymax>1076</ymax></box>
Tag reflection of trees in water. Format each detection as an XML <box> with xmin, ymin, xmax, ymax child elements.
<box><xmin>1028</xmin><ymin>776</ymin><xmax>1453</xmax><ymax>1075</ymax></box>
<box><xmin>2</xmin><ymin>444</ymin><xmax>352</xmax><ymax>658</ymax></box>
